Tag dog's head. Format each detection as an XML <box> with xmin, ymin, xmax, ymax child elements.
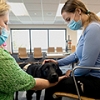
<box><xmin>19</xmin><ymin>62</ymin><xmax>62</xmax><ymax>83</ymax></box>
<box><xmin>40</xmin><ymin>62</ymin><xmax>62</xmax><ymax>83</ymax></box>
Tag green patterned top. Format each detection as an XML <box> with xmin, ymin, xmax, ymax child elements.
<box><xmin>0</xmin><ymin>48</ymin><xmax>36</xmax><ymax>100</ymax></box>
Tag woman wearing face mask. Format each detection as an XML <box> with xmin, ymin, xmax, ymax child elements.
<box><xmin>43</xmin><ymin>0</ymin><xmax>100</xmax><ymax>100</ymax></box>
<box><xmin>0</xmin><ymin>0</ymin><xmax>67</xmax><ymax>100</ymax></box>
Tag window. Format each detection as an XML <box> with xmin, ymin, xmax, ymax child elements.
<box><xmin>11</xmin><ymin>29</ymin><xmax>66</xmax><ymax>53</ymax></box>
<box><xmin>31</xmin><ymin>30</ymin><xmax>48</xmax><ymax>52</ymax></box>
<box><xmin>49</xmin><ymin>30</ymin><xmax>66</xmax><ymax>50</ymax></box>
<box><xmin>11</xmin><ymin>30</ymin><xmax>30</xmax><ymax>53</ymax></box>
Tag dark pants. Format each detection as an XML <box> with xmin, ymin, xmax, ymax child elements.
<box><xmin>44</xmin><ymin>75</ymin><xmax>100</xmax><ymax>100</ymax></box>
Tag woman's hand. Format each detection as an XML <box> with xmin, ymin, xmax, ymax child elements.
<box><xmin>42</xmin><ymin>59</ymin><xmax>58</xmax><ymax>65</ymax></box>
<box><xmin>65</xmin><ymin>70</ymin><xmax>72</xmax><ymax>77</ymax></box>
<box><xmin>58</xmin><ymin>74</ymin><xmax>67</xmax><ymax>82</ymax></box>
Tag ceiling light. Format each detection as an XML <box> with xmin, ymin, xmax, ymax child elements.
<box><xmin>8</xmin><ymin>2</ymin><xmax>29</xmax><ymax>16</ymax></box>
<box><xmin>56</xmin><ymin>3</ymin><xmax>64</xmax><ymax>17</ymax></box>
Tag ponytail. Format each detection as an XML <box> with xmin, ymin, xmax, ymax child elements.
<box><xmin>84</xmin><ymin>11</ymin><xmax>100</xmax><ymax>29</ymax></box>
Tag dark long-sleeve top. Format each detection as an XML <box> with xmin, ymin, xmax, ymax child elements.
<box><xmin>58</xmin><ymin>22</ymin><xmax>100</xmax><ymax>78</ymax></box>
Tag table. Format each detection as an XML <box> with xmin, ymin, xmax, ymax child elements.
<box><xmin>45</xmin><ymin>52</ymin><xmax>70</xmax><ymax>59</ymax></box>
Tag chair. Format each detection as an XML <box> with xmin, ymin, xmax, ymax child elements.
<box><xmin>47</xmin><ymin>47</ymin><xmax>55</xmax><ymax>53</ymax></box>
<box><xmin>56</xmin><ymin>47</ymin><xmax>63</xmax><ymax>53</ymax></box>
<box><xmin>53</xmin><ymin>64</ymin><xmax>100</xmax><ymax>100</ymax></box>
<box><xmin>18</xmin><ymin>47</ymin><xmax>29</xmax><ymax>62</ymax></box>
<box><xmin>33</xmin><ymin>47</ymin><xmax>43</xmax><ymax>59</ymax></box>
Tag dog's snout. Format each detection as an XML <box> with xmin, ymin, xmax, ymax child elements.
<box><xmin>48</xmin><ymin>73</ymin><xmax>59</xmax><ymax>83</ymax></box>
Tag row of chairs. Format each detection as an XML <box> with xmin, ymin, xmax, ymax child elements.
<box><xmin>47</xmin><ymin>47</ymin><xmax>63</xmax><ymax>53</ymax></box>
<box><xmin>47</xmin><ymin>46</ymin><xmax>76</xmax><ymax>53</ymax></box>
<box><xmin>18</xmin><ymin>47</ymin><xmax>63</xmax><ymax>61</ymax></box>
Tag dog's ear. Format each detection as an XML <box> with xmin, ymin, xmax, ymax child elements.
<box><xmin>55</xmin><ymin>63</ymin><xmax>62</xmax><ymax>76</ymax></box>
<box><xmin>37</xmin><ymin>64</ymin><xmax>44</xmax><ymax>78</ymax></box>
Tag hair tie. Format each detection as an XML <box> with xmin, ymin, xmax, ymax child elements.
<box><xmin>86</xmin><ymin>10</ymin><xmax>90</xmax><ymax>14</ymax></box>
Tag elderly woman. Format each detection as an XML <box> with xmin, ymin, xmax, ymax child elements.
<box><xmin>0</xmin><ymin>0</ymin><xmax>66</xmax><ymax>100</ymax></box>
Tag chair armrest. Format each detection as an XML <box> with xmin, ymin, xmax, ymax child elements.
<box><xmin>53</xmin><ymin>92</ymin><xmax>95</xmax><ymax>100</ymax></box>
<box><xmin>53</xmin><ymin>92</ymin><xmax>79</xmax><ymax>99</ymax></box>
<box><xmin>73</xmin><ymin>66</ymin><xmax>100</xmax><ymax>71</ymax></box>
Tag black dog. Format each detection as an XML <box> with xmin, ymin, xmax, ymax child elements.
<box><xmin>14</xmin><ymin>62</ymin><xmax>62</xmax><ymax>100</ymax></box>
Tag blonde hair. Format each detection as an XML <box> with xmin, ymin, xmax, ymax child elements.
<box><xmin>0</xmin><ymin>0</ymin><xmax>10</xmax><ymax>16</ymax></box>
<box><xmin>61</xmin><ymin>0</ymin><xmax>100</xmax><ymax>28</ymax></box>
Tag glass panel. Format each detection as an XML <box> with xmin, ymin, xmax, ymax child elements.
<box><xmin>49</xmin><ymin>30</ymin><xmax>66</xmax><ymax>51</ymax></box>
<box><xmin>31</xmin><ymin>30</ymin><xmax>48</xmax><ymax>52</ymax></box>
<box><xmin>11</xmin><ymin>30</ymin><xmax>30</xmax><ymax>53</ymax></box>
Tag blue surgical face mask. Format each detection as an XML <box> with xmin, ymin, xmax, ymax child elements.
<box><xmin>67</xmin><ymin>12</ymin><xmax>82</xmax><ymax>30</ymax></box>
<box><xmin>0</xmin><ymin>27</ymin><xmax>9</xmax><ymax>46</ymax></box>
<box><xmin>67</xmin><ymin>19</ymin><xmax>82</xmax><ymax>30</ymax></box>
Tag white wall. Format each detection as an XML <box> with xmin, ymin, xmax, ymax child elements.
<box><xmin>77</xmin><ymin>30</ymin><xmax>83</xmax><ymax>43</ymax></box>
